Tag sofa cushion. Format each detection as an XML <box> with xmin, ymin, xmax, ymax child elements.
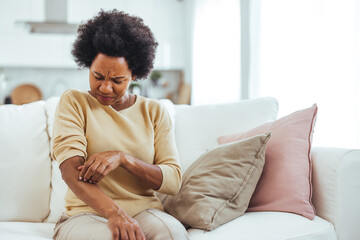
<box><xmin>45</xmin><ymin>97</ymin><xmax>60</xmax><ymax>141</ymax></box>
<box><xmin>173</xmin><ymin>97</ymin><xmax>278</xmax><ymax>172</ymax></box>
<box><xmin>0</xmin><ymin>222</ymin><xmax>54</xmax><ymax>240</ymax></box>
<box><xmin>44</xmin><ymin>97</ymin><xmax>67</xmax><ymax>223</ymax></box>
<box><xmin>187</xmin><ymin>212</ymin><xmax>336</xmax><ymax>240</ymax></box>
<box><xmin>0</xmin><ymin>101</ymin><xmax>51</xmax><ymax>222</ymax></box>
<box><xmin>311</xmin><ymin>147</ymin><xmax>360</xmax><ymax>240</ymax></box>
<box><xmin>162</xmin><ymin>133</ymin><xmax>270</xmax><ymax>230</ymax></box>
<box><xmin>218</xmin><ymin>104</ymin><xmax>317</xmax><ymax>220</ymax></box>
<box><xmin>45</xmin><ymin>160</ymin><xmax>67</xmax><ymax>223</ymax></box>
<box><xmin>0</xmin><ymin>213</ymin><xmax>337</xmax><ymax>240</ymax></box>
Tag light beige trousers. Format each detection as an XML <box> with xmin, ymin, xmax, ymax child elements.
<box><xmin>53</xmin><ymin>209</ymin><xmax>189</xmax><ymax>240</ymax></box>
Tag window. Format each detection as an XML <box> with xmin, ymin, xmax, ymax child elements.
<box><xmin>249</xmin><ymin>0</ymin><xmax>360</xmax><ymax>148</ymax></box>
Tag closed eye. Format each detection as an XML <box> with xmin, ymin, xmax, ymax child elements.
<box><xmin>94</xmin><ymin>75</ymin><xmax>104</xmax><ymax>80</ymax></box>
<box><xmin>92</xmin><ymin>71</ymin><xmax>104</xmax><ymax>80</ymax></box>
<box><xmin>113</xmin><ymin>80</ymin><xmax>123</xmax><ymax>84</ymax></box>
<box><xmin>92</xmin><ymin>71</ymin><xmax>126</xmax><ymax>83</ymax></box>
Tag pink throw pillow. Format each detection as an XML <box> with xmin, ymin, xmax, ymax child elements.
<box><xmin>218</xmin><ymin>104</ymin><xmax>317</xmax><ymax>220</ymax></box>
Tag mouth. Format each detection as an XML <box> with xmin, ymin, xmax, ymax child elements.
<box><xmin>97</xmin><ymin>94</ymin><xmax>114</xmax><ymax>101</ymax></box>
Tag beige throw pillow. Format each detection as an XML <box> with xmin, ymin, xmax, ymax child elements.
<box><xmin>161</xmin><ymin>133</ymin><xmax>271</xmax><ymax>230</ymax></box>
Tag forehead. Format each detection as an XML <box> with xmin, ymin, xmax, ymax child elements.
<box><xmin>91</xmin><ymin>53</ymin><xmax>131</xmax><ymax>74</ymax></box>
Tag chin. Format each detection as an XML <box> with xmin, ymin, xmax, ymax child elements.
<box><xmin>96</xmin><ymin>94</ymin><xmax>116</xmax><ymax>104</ymax></box>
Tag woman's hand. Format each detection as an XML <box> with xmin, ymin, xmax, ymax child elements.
<box><xmin>107</xmin><ymin>210</ymin><xmax>145</xmax><ymax>240</ymax></box>
<box><xmin>78</xmin><ymin>151</ymin><xmax>123</xmax><ymax>184</ymax></box>
<box><xmin>78</xmin><ymin>150</ymin><xmax>163</xmax><ymax>190</ymax></box>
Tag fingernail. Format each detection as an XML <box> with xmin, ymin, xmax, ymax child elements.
<box><xmin>89</xmin><ymin>180</ymin><xmax>92</xmax><ymax>183</ymax></box>
<box><xmin>83</xmin><ymin>179</ymin><xmax>87</xmax><ymax>181</ymax></box>
<box><xmin>79</xmin><ymin>177</ymin><xmax>82</xmax><ymax>180</ymax></box>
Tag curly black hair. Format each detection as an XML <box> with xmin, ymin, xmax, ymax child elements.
<box><xmin>72</xmin><ymin>9</ymin><xmax>158</xmax><ymax>80</ymax></box>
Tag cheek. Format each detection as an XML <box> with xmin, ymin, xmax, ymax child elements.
<box><xmin>89</xmin><ymin>78</ymin><xmax>98</xmax><ymax>89</ymax></box>
<box><xmin>116</xmin><ymin>87</ymin><xmax>127</xmax><ymax>95</ymax></box>
<box><xmin>114</xmin><ymin>84</ymin><xmax>129</xmax><ymax>95</ymax></box>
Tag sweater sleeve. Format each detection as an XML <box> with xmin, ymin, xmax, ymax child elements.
<box><xmin>51</xmin><ymin>90</ymin><xmax>87</xmax><ymax>166</ymax></box>
<box><xmin>153</xmin><ymin>104</ymin><xmax>182</xmax><ymax>195</ymax></box>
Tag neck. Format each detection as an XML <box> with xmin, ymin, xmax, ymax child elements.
<box><xmin>112</xmin><ymin>92</ymin><xmax>131</xmax><ymax>111</ymax></box>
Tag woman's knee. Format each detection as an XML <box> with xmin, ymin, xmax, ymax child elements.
<box><xmin>54</xmin><ymin>213</ymin><xmax>112</xmax><ymax>240</ymax></box>
<box><xmin>135</xmin><ymin>209</ymin><xmax>189</xmax><ymax>240</ymax></box>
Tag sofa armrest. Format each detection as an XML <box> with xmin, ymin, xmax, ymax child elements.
<box><xmin>311</xmin><ymin>147</ymin><xmax>360</xmax><ymax>240</ymax></box>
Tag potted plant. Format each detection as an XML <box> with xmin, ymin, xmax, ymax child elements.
<box><xmin>150</xmin><ymin>70</ymin><xmax>162</xmax><ymax>86</ymax></box>
<box><xmin>129</xmin><ymin>82</ymin><xmax>142</xmax><ymax>95</ymax></box>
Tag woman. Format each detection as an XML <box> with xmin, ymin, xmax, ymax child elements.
<box><xmin>52</xmin><ymin>9</ymin><xmax>189</xmax><ymax>240</ymax></box>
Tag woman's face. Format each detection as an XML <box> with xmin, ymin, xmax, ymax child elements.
<box><xmin>89</xmin><ymin>53</ymin><xmax>135</xmax><ymax>109</ymax></box>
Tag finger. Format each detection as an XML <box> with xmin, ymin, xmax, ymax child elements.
<box><xmin>132</xmin><ymin>220</ymin><xmax>144</xmax><ymax>240</ymax></box>
<box><xmin>120</xmin><ymin>226</ymin><xmax>128</xmax><ymax>240</ymax></box>
<box><xmin>79</xmin><ymin>156</ymin><xmax>95</xmax><ymax>180</ymax></box>
<box><xmin>107</xmin><ymin>221</ymin><xmax>120</xmax><ymax>240</ymax></box>
<box><xmin>135</xmin><ymin>227</ymin><xmax>145</xmax><ymax>240</ymax></box>
<box><xmin>77</xmin><ymin>165</ymin><xmax>84</xmax><ymax>171</ymax></box>
<box><xmin>127</xmin><ymin>228</ymin><xmax>136</xmax><ymax>240</ymax></box>
<box><xmin>140</xmin><ymin>229</ymin><xmax>145</xmax><ymax>240</ymax></box>
<box><xmin>95</xmin><ymin>166</ymin><xmax>111</xmax><ymax>183</ymax></box>
<box><xmin>91</xmin><ymin>162</ymin><xmax>107</xmax><ymax>183</ymax></box>
<box><xmin>83</xmin><ymin>160</ymin><xmax>101</xmax><ymax>182</ymax></box>
<box><xmin>111</xmin><ymin>226</ymin><xmax>120</xmax><ymax>240</ymax></box>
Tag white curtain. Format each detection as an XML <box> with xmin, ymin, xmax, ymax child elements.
<box><xmin>249</xmin><ymin>0</ymin><xmax>360</xmax><ymax>149</ymax></box>
<box><xmin>191</xmin><ymin>0</ymin><xmax>241</xmax><ymax>105</ymax></box>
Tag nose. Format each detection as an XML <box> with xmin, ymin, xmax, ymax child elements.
<box><xmin>99</xmin><ymin>80</ymin><xmax>113</xmax><ymax>93</ymax></box>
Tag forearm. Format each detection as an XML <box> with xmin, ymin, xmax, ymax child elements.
<box><xmin>121</xmin><ymin>153</ymin><xmax>163</xmax><ymax>190</ymax></box>
<box><xmin>60</xmin><ymin>156</ymin><xmax>122</xmax><ymax>218</ymax></box>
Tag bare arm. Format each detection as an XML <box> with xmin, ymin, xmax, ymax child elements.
<box><xmin>60</xmin><ymin>156</ymin><xmax>145</xmax><ymax>240</ymax></box>
<box><xmin>121</xmin><ymin>153</ymin><xmax>163</xmax><ymax>190</ymax></box>
<box><xmin>78</xmin><ymin>151</ymin><xmax>163</xmax><ymax>190</ymax></box>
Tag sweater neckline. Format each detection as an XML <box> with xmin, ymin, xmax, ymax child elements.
<box><xmin>86</xmin><ymin>90</ymin><xmax>140</xmax><ymax>112</ymax></box>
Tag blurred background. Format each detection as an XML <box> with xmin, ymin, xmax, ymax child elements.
<box><xmin>0</xmin><ymin>0</ymin><xmax>359</xmax><ymax>148</ymax></box>
<box><xmin>0</xmin><ymin>0</ymin><xmax>193</xmax><ymax>105</ymax></box>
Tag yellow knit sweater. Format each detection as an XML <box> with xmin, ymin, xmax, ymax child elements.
<box><xmin>52</xmin><ymin>89</ymin><xmax>181</xmax><ymax>217</ymax></box>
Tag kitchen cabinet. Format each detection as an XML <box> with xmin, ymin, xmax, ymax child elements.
<box><xmin>0</xmin><ymin>35</ymin><xmax>76</xmax><ymax>68</ymax></box>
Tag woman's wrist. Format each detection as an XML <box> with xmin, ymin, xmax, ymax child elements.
<box><xmin>104</xmin><ymin>206</ymin><xmax>125</xmax><ymax>219</ymax></box>
<box><xmin>116</xmin><ymin>151</ymin><xmax>126</xmax><ymax>168</ymax></box>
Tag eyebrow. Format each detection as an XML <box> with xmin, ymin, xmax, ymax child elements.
<box><xmin>93</xmin><ymin>71</ymin><xmax>126</xmax><ymax>80</ymax></box>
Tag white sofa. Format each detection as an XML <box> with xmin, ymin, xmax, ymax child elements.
<box><xmin>0</xmin><ymin>96</ymin><xmax>359</xmax><ymax>240</ymax></box>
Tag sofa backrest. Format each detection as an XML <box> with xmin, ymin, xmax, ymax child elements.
<box><xmin>173</xmin><ymin>97</ymin><xmax>279</xmax><ymax>172</ymax></box>
<box><xmin>0</xmin><ymin>96</ymin><xmax>278</xmax><ymax>223</ymax></box>
<box><xmin>0</xmin><ymin>101</ymin><xmax>51</xmax><ymax>222</ymax></box>
<box><xmin>44</xmin><ymin>97</ymin><xmax>67</xmax><ymax>223</ymax></box>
